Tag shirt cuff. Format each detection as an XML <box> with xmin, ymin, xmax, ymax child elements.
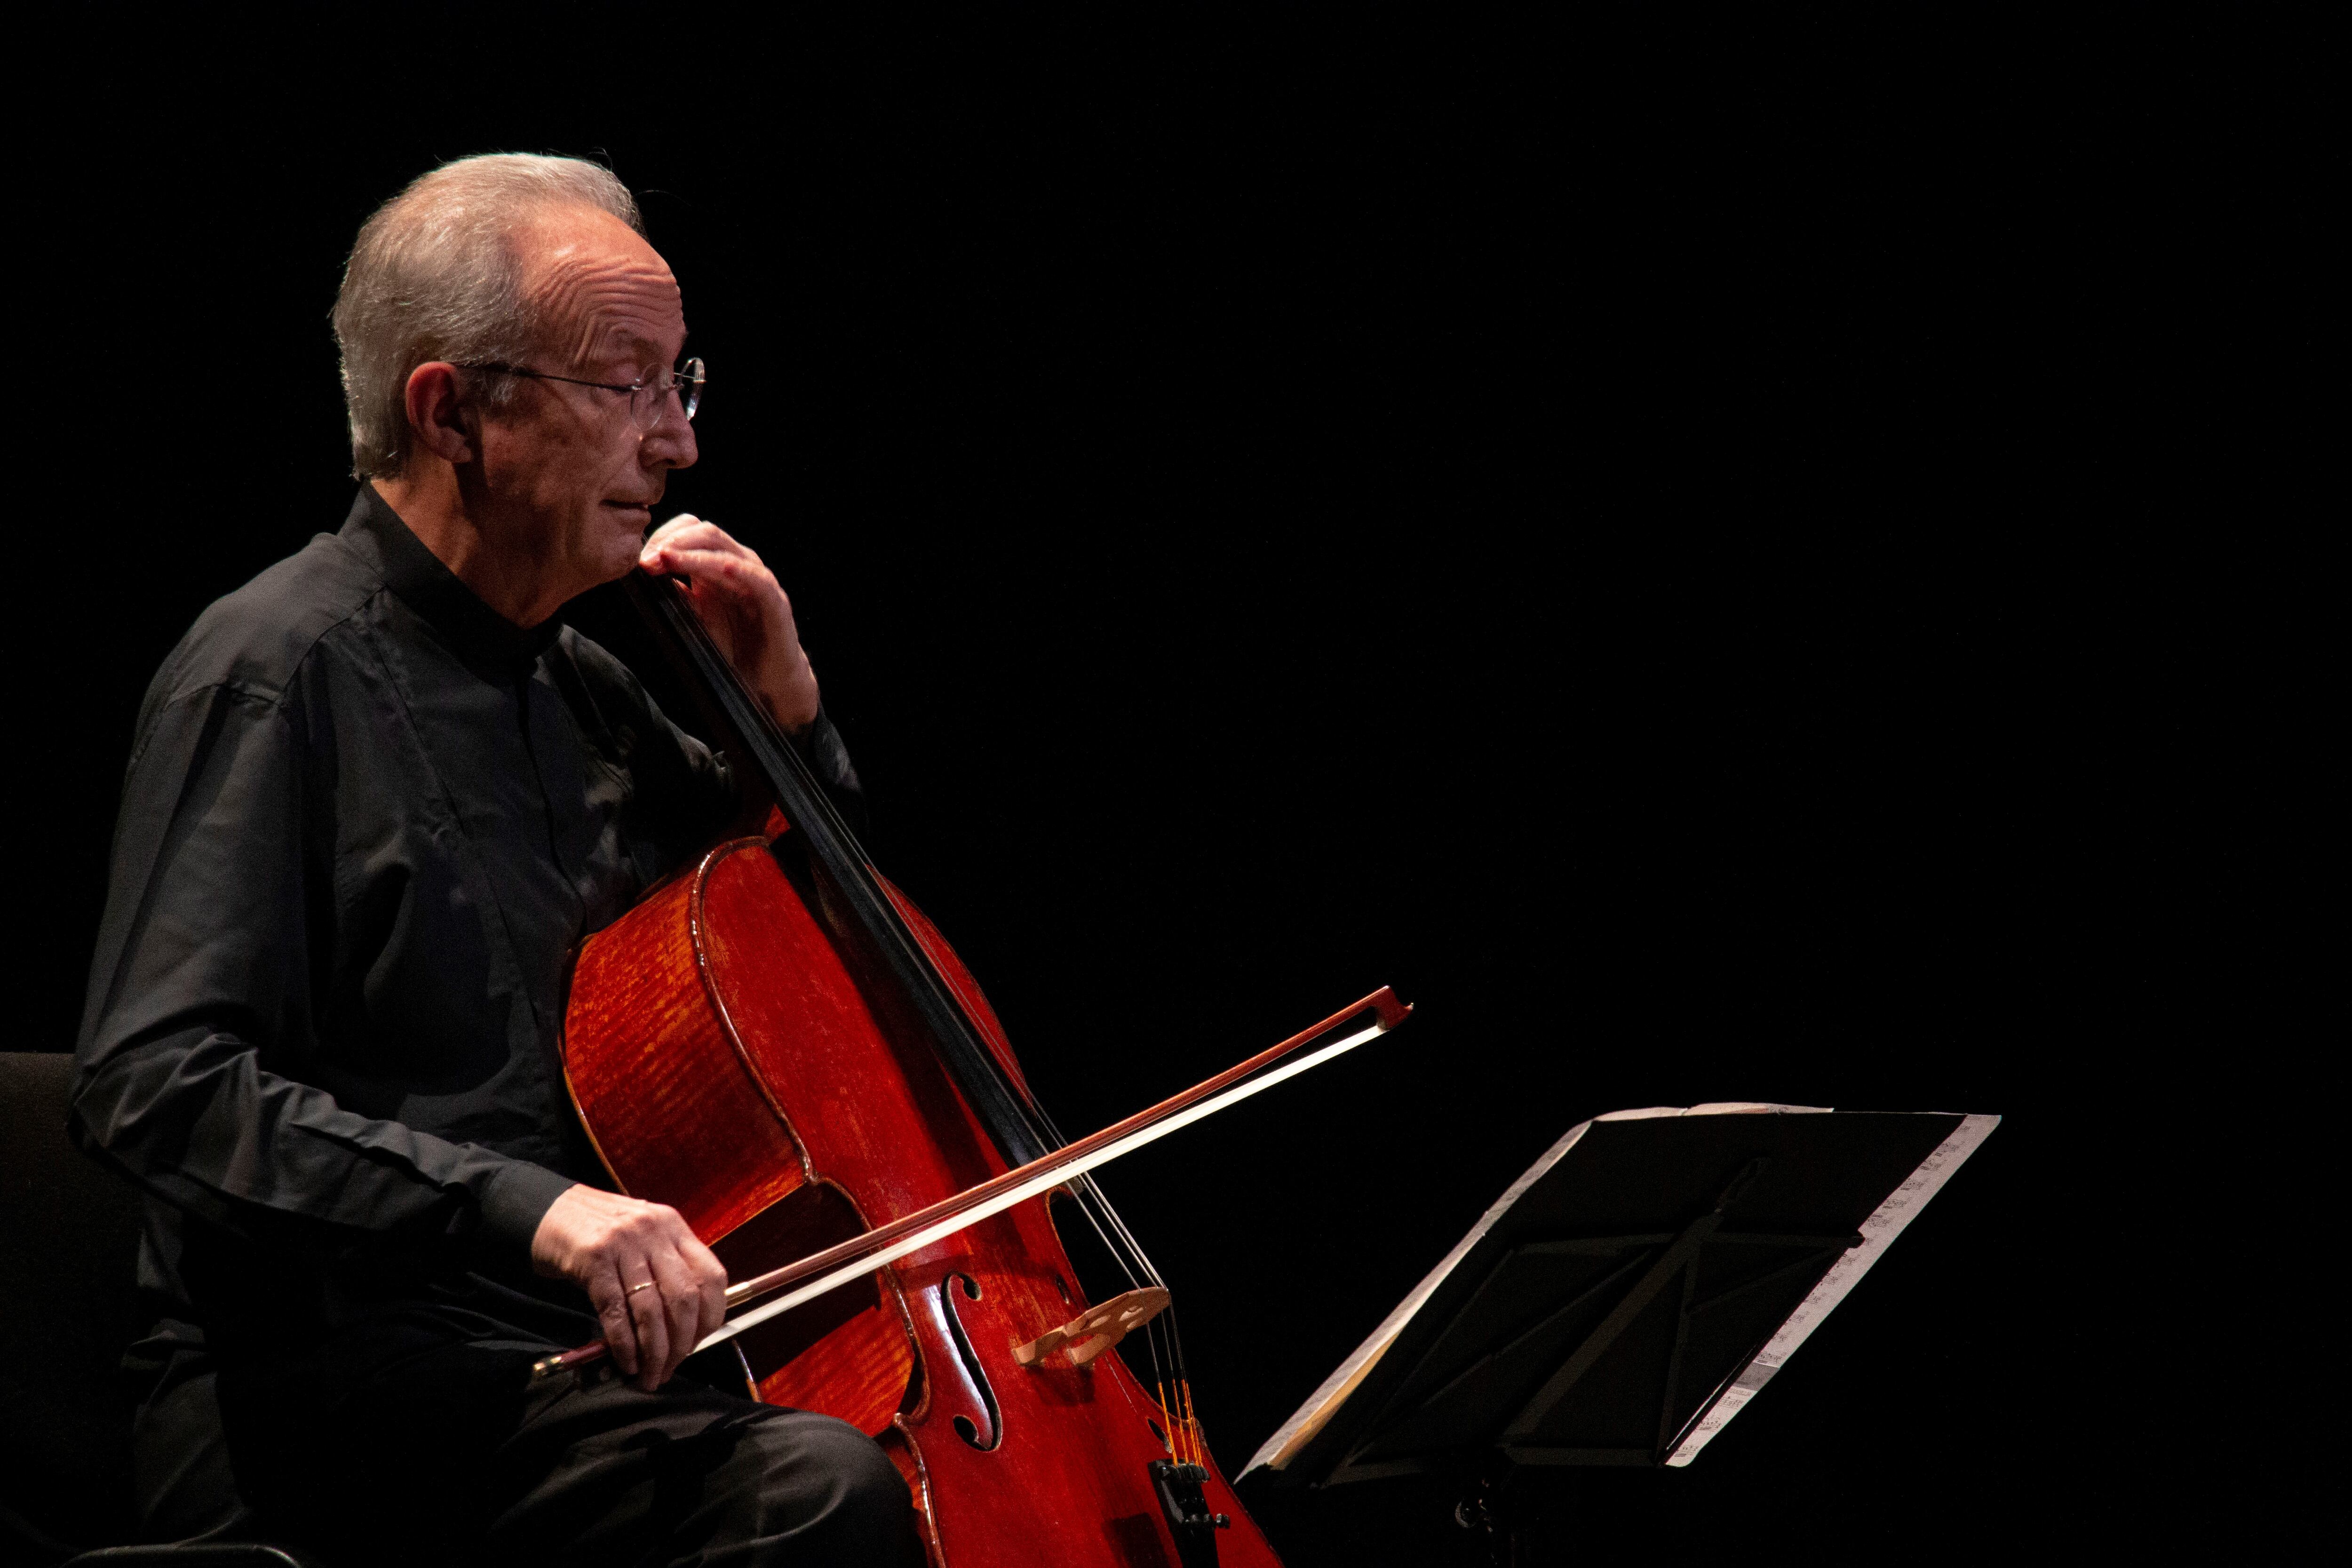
<box><xmin>472</xmin><ymin>1159</ymin><xmax>578</xmax><ymax>1262</ymax></box>
<box><xmin>792</xmin><ymin>704</ymin><xmax>834</xmax><ymax>755</ymax></box>
<box><xmin>800</xmin><ymin>706</ymin><xmax>864</xmax><ymax>797</ymax></box>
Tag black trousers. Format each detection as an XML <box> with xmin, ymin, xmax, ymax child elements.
<box><xmin>134</xmin><ymin>1313</ymin><xmax>922</xmax><ymax>1567</ymax></box>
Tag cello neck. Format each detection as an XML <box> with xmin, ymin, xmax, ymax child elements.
<box><xmin>622</xmin><ymin>567</ymin><xmax>1052</xmax><ymax>1167</ymax></box>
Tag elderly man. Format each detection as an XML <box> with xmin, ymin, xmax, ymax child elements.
<box><xmin>72</xmin><ymin>155</ymin><xmax>922</xmax><ymax>1564</ymax></box>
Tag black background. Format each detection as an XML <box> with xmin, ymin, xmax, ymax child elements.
<box><xmin>20</xmin><ymin>14</ymin><xmax>2321</xmax><ymax>1562</ymax></box>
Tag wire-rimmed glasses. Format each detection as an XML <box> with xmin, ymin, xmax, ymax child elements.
<box><xmin>459</xmin><ymin>356</ymin><xmax>706</xmax><ymax>430</ymax></box>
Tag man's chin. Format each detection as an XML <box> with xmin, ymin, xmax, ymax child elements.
<box><xmin>596</xmin><ymin>506</ymin><xmax>657</xmax><ymax>573</ymax></box>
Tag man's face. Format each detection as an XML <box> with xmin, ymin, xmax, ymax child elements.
<box><xmin>467</xmin><ymin>206</ymin><xmax>699</xmax><ymax>596</ymax></box>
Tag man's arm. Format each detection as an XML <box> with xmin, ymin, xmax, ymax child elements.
<box><xmin>74</xmin><ymin>680</ymin><xmax>573</xmax><ymax>1255</ymax></box>
<box><xmin>77</xmin><ymin>671</ymin><xmax>728</xmax><ymax>1388</ymax></box>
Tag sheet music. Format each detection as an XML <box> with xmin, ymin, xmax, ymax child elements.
<box><xmin>1662</xmin><ymin>1112</ymin><xmax>1999</xmax><ymax>1465</ymax></box>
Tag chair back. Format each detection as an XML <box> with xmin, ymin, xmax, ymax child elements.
<box><xmin>0</xmin><ymin>1051</ymin><xmax>144</xmax><ymax>1555</ymax></box>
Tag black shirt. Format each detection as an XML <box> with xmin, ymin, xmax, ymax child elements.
<box><xmin>71</xmin><ymin>486</ymin><xmax>862</xmax><ymax>1360</ymax></box>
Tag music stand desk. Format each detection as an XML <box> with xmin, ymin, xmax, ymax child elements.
<box><xmin>1243</xmin><ymin>1104</ymin><xmax>1996</xmax><ymax>1487</ymax></box>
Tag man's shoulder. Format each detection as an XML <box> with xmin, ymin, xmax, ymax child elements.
<box><xmin>554</xmin><ymin>624</ymin><xmax>650</xmax><ymax>703</ymax></box>
<box><xmin>150</xmin><ymin>529</ymin><xmax>383</xmax><ymax>711</ymax></box>
<box><xmin>550</xmin><ymin>624</ymin><xmax>677</xmax><ymax>745</ymax></box>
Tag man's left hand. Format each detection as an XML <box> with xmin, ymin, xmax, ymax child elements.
<box><xmin>640</xmin><ymin>515</ymin><xmax>820</xmax><ymax>735</ymax></box>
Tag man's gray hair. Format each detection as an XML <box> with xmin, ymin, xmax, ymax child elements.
<box><xmin>333</xmin><ymin>154</ymin><xmax>643</xmax><ymax>478</ymax></box>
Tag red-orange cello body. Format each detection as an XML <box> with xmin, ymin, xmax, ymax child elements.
<box><xmin>559</xmin><ymin>816</ymin><xmax>1284</xmax><ymax>1566</ymax></box>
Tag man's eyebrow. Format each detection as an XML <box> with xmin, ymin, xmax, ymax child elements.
<box><xmin>594</xmin><ymin>326</ymin><xmax>683</xmax><ymax>364</ymax></box>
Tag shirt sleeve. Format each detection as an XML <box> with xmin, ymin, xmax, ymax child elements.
<box><xmin>556</xmin><ymin>627</ymin><xmax>870</xmax><ymax>847</ymax></box>
<box><xmin>795</xmin><ymin>706</ymin><xmax>869</xmax><ymax>840</ymax></box>
<box><xmin>72</xmin><ymin>678</ymin><xmax>573</xmax><ymax>1267</ymax></box>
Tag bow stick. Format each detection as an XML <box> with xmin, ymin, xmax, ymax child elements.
<box><xmin>532</xmin><ymin>987</ymin><xmax>1411</xmax><ymax>1381</ymax></box>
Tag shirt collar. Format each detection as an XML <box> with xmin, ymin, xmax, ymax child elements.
<box><xmin>340</xmin><ymin>485</ymin><xmax>565</xmax><ymax>668</ymax></box>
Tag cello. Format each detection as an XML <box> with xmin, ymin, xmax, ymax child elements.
<box><xmin>553</xmin><ymin>566</ymin><xmax>1388</xmax><ymax>1565</ymax></box>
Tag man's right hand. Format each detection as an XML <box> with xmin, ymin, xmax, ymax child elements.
<box><xmin>531</xmin><ymin>1184</ymin><xmax>729</xmax><ymax>1392</ymax></box>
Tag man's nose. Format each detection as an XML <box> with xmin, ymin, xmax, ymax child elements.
<box><xmin>642</xmin><ymin>401</ymin><xmax>698</xmax><ymax>470</ymax></box>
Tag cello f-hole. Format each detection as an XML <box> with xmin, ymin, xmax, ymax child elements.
<box><xmin>939</xmin><ymin>1273</ymin><xmax>1001</xmax><ymax>1451</ymax></box>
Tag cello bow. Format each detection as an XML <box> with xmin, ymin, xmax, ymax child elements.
<box><xmin>534</xmin><ymin>986</ymin><xmax>1411</xmax><ymax>1380</ymax></box>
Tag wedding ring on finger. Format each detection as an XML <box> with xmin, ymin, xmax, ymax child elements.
<box><xmin>628</xmin><ymin>1279</ymin><xmax>658</xmax><ymax>1296</ymax></box>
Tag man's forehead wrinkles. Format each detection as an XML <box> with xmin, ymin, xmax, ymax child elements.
<box><xmin>534</xmin><ymin>265</ymin><xmax>680</xmax><ymax>324</ymax></box>
<box><xmin>569</xmin><ymin>291</ymin><xmax>684</xmax><ymax>363</ymax></box>
<box><xmin>528</xmin><ymin>239</ymin><xmax>677</xmax><ymax>306</ymax></box>
<box><xmin>530</xmin><ymin>253</ymin><xmax>685</xmax><ymax>371</ymax></box>
<box><xmin>538</xmin><ymin>248</ymin><xmax>677</xmax><ymax>291</ymax></box>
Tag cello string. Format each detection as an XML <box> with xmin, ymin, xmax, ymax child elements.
<box><xmin>676</xmin><ymin>592</ymin><xmax>1170</xmax><ymax>1304</ymax></box>
<box><xmin>1166</xmin><ymin>1297</ymin><xmax>1198</xmax><ymax>1454</ymax></box>
<box><xmin>1049</xmin><ymin>1162</ymin><xmax>1179</xmax><ymax>1384</ymax></box>
<box><xmin>684</xmin><ymin>1019</ymin><xmax>1392</xmax><ymax>1351</ymax></box>
<box><xmin>1025</xmin><ymin>1108</ymin><xmax>1164</xmax><ymax>1289</ymax></box>
<box><xmin>644</xmin><ymin>570</ymin><xmax>1309</xmax><ymax>1464</ymax></box>
<box><xmin>1066</xmin><ymin>1174</ymin><xmax>1188</xmax><ymax>1391</ymax></box>
<box><xmin>647</xmin><ymin>569</ymin><xmax>1202</xmax><ymax>1394</ymax></box>
<box><xmin>705</xmin><ymin>1003</ymin><xmax>1397</xmax><ymax>1328</ymax></box>
<box><xmin>1137</xmin><ymin>1313</ymin><xmax>1170</xmax><ymax>1401</ymax></box>
<box><xmin>1064</xmin><ymin>1183</ymin><xmax>1148</xmax><ymax>1294</ymax></box>
<box><xmin>649</xmin><ymin>574</ymin><xmax>1066</xmax><ymax>1159</ymax></box>
<box><xmin>1052</xmin><ymin>1179</ymin><xmax>1183</xmax><ymax>1412</ymax></box>
<box><xmin>1081</xmin><ymin>1172</ymin><xmax>1167</xmax><ymax>1289</ymax></box>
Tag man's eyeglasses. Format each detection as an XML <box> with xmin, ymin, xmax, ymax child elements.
<box><xmin>457</xmin><ymin>357</ymin><xmax>705</xmax><ymax>430</ymax></box>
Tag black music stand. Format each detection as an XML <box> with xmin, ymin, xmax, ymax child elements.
<box><xmin>1238</xmin><ymin>1104</ymin><xmax>1994</xmax><ymax>1548</ymax></box>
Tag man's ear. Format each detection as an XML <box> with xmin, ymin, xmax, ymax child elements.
<box><xmin>404</xmin><ymin>362</ymin><xmax>478</xmax><ymax>466</ymax></box>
